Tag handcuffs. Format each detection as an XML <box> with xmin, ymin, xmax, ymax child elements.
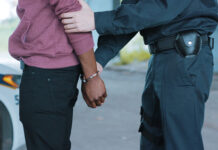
<box><xmin>80</xmin><ymin>71</ymin><xmax>99</xmax><ymax>83</ymax></box>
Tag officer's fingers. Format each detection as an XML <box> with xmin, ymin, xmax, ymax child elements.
<box><xmin>64</xmin><ymin>24</ymin><xmax>77</xmax><ymax>30</ymax></box>
<box><xmin>60</xmin><ymin>12</ymin><xmax>76</xmax><ymax>19</ymax></box>
<box><xmin>65</xmin><ymin>28</ymin><xmax>80</xmax><ymax>33</ymax></box>
<box><xmin>61</xmin><ymin>18</ymin><xmax>76</xmax><ymax>24</ymax></box>
<box><xmin>96</xmin><ymin>62</ymin><xmax>103</xmax><ymax>74</ymax></box>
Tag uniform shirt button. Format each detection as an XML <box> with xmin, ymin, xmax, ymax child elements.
<box><xmin>48</xmin><ymin>78</ymin><xmax>51</xmax><ymax>82</ymax></box>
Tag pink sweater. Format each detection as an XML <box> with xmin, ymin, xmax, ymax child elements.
<box><xmin>9</xmin><ymin>0</ymin><xmax>94</xmax><ymax>69</ymax></box>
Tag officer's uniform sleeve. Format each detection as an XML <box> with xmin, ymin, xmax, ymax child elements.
<box><xmin>95</xmin><ymin>0</ymin><xmax>192</xmax><ymax>35</ymax></box>
<box><xmin>95</xmin><ymin>0</ymin><xmax>139</xmax><ymax>67</ymax></box>
<box><xmin>95</xmin><ymin>33</ymin><xmax>137</xmax><ymax>67</ymax></box>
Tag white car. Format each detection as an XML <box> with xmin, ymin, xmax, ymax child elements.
<box><xmin>0</xmin><ymin>62</ymin><xmax>25</xmax><ymax>150</ymax></box>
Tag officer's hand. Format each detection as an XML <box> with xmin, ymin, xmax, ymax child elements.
<box><xmin>97</xmin><ymin>62</ymin><xmax>103</xmax><ymax>74</ymax></box>
<box><xmin>81</xmin><ymin>76</ymin><xmax>107</xmax><ymax>108</ymax></box>
<box><xmin>60</xmin><ymin>0</ymin><xmax>95</xmax><ymax>33</ymax></box>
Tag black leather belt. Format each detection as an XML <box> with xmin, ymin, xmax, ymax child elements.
<box><xmin>148</xmin><ymin>34</ymin><xmax>214</xmax><ymax>54</ymax></box>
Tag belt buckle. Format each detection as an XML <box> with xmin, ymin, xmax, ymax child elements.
<box><xmin>208</xmin><ymin>37</ymin><xmax>214</xmax><ymax>50</ymax></box>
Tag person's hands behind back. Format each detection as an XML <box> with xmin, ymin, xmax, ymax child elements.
<box><xmin>81</xmin><ymin>75</ymin><xmax>107</xmax><ymax>108</ymax></box>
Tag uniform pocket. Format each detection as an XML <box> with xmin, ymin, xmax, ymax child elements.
<box><xmin>176</xmin><ymin>44</ymin><xmax>213</xmax><ymax>87</ymax></box>
<box><xmin>195</xmin><ymin>45</ymin><xmax>214</xmax><ymax>102</ymax></box>
<box><xmin>176</xmin><ymin>54</ymin><xmax>199</xmax><ymax>86</ymax></box>
<box><xmin>203</xmin><ymin>45</ymin><xmax>214</xmax><ymax>66</ymax></box>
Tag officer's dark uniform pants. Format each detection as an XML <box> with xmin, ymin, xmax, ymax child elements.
<box><xmin>139</xmin><ymin>45</ymin><xmax>214</xmax><ymax>150</ymax></box>
<box><xmin>19</xmin><ymin>64</ymin><xmax>81</xmax><ymax>150</ymax></box>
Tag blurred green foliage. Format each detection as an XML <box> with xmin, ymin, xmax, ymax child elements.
<box><xmin>115</xmin><ymin>34</ymin><xmax>151</xmax><ymax>65</ymax></box>
<box><xmin>117</xmin><ymin>49</ymin><xmax>151</xmax><ymax>65</ymax></box>
<box><xmin>0</xmin><ymin>19</ymin><xmax>18</xmax><ymax>52</ymax></box>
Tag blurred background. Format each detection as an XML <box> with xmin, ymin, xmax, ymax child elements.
<box><xmin>0</xmin><ymin>0</ymin><xmax>217</xmax><ymax>150</ymax></box>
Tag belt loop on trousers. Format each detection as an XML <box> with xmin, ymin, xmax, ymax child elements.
<box><xmin>148</xmin><ymin>40</ymin><xmax>159</xmax><ymax>54</ymax></box>
<box><xmin>209</xmin><ymin>37</ymin><xmax>214</xmax><ymax>50</ymax></box>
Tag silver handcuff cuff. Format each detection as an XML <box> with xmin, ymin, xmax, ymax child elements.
<box><xmin>80</xmin><ymin>71</ymin><xmax>99</xmax><ymax>83</ymax></box>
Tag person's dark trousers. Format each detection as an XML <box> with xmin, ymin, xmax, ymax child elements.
<box><xmin>139</xmin><ymin>44</ymin><xmax>214</xmax><ymax>150</ymax></box>
<box><xmin>19</xmin><ymin>64</ymin><xmax>81</xmax><ymax>150</ymax></box>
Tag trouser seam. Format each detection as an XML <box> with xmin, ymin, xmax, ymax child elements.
<box><xmin>161</xmin><ymin>57</ymin><xmax>169</xmax><ymax>147</ymax></box>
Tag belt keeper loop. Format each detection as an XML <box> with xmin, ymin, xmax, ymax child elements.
<box><xmin>148</xmin><ymin>41</ymin><xmax>158</xmax><ymax>54</ymax></box>
<box><xmin>209</xmin><ymin>37</ymin><xmax>214</xmax><ymax>50</ymax></box>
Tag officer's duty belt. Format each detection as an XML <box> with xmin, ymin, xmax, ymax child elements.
<box><xmin>148</xmin><ymin>34</ymin><xmax>214</xmax><ymax>54</ymax></box>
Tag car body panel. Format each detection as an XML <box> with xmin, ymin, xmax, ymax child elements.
<box><xmin>0</xmin><ymin>60</ymin><xmax>25</xmax><ymax>150</ymax></box>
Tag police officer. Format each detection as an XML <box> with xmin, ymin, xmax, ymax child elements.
<box><xmin>60</xmin><ymin>0</ymin><xmax>218</xmax><ymax>149</ymax></box>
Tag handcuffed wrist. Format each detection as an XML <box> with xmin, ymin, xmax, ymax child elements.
<box><xmin>80</xmin><ymin>71</ymin><xmax>99</xmax><ymax>83</ymax></box>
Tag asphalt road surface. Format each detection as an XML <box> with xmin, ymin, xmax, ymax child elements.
<box><xmin>70</xmin><ymin>70</ymin><xmax>218</xmax><ymax>150</ymax></box>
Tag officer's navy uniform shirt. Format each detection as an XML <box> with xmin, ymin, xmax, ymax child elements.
<box><xmin>94</xmin><ymin>0</ymin><xmax>218</xmax><ymax>67</ymax></box>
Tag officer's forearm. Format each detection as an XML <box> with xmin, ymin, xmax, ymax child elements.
<box><xmin>94</xmin><ymin>0</ymin><xmax>192</xmax><ymax>35</ymax></box>
<box><xmin>95</xmin><ymin>33</ymin><xmax>137</xmax><ymax>67</ymax></box>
